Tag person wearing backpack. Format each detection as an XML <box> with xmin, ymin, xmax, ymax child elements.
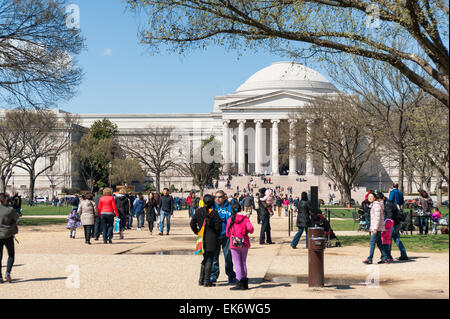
<box><xmin>384</xmin><ymin>197</ymin><xmax>408</xmax><ymax>261</ymax></box>
<box><xmin>226</xmin><ymin>202</ymin><xmax>254</xmax><ymax>290</ymax></box>
<box><xmin>190</xmin><ymin>194</ymin><xmax>221</xmax><ymax>287</ymax></box>
<box><xmin>115</xmin><ymin>189</ymin><xmax>130</xmax><ymax>239</ymax></box>
<box><xmin>418</xmin><ymin>190</ymin><xmax>433</xmax><ymax>235</ymax></box>
<box><xmin>0</xmin><ymin>192</ymin><xmax>19</xmax><ymax>284</ymax></box>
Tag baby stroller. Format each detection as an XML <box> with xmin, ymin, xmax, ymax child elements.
<box><xmin>314</xmin><ymin>213</ymin><xmax>342</xmax><ymax>248</ymax></box>
<box><xmin>357</xmin><ymin>209</ymin><xmax>368</xmax><ymax>231</ymax></box>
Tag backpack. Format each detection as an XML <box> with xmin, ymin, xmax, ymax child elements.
<box><xmin>397</xmin><ymin>207</ymin><xmax>407</xmax><ymax>222</ymax></box>
<box><xmin>441</xmin><ymin>228</ymin><xmax>449</xmax><ymax>234</ymax></box>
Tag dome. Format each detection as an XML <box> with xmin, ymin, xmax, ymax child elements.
<box><xmin>234</xmin><ymin>61</ymin><xmax>337</xmax><ymax>95</ymax></box>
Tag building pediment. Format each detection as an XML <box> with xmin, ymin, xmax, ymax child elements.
<box><xmin>219</xmin><ymin>90</ymin><xmax>320</xmax><ymax>110</ymax></box>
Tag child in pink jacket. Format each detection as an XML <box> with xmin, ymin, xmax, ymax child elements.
<box><xmin>381</xmin><ymin>219</ymin><xmax>394</xmax><ymax>263</ymax></box>
<box><xmin>226</xmin><ymin>202</ymin><xmax>254</xmax><ymax>290</ymax></box>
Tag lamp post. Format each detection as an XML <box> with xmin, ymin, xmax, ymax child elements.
<box><xmin>12</xmin><ymin>171</ymin><xmax>15</xmax><ymax>194</ymax></box>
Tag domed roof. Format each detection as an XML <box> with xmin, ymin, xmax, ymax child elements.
<box><xmin>234</xmin><ymin>61</ymin><xmax>337</xmax><ymax>95</ymax></box>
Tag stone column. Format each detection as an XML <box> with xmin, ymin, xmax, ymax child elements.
<box><xmin>288</xmin><ymin>119</ymin><xmax>297</xmax><ymax>176</ymax></box>
<box><xmin>254</xmin><ymin>119</ymin><xmax>264</xmax><ymax>175</ymax></box>
<box><xmin>222</xmin><ymin>120</ymin><xmax>231</xmax><ymax>174</ymax></box>
<box><xmin>306</xmin><ymin>119</ymin><xmax>314</xmax><ymax>175</ymax></box>
<box><xmin>271</xmin><ymin>119</ymin><xmax>280</xmax><ymax>176</ymax></box>
<box><xmin>237</xmin><ymin>120</ymin><xmax>246</xmax><ymax>175</ymax></box>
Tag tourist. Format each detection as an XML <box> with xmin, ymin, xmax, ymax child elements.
<box><xmin>154</xmin><ymin>193</ymin><xmax>161</xmax><ymax>228</ymax></box>
<box><xmin>291</xmin><ymin>192</ymin><xmax>312</xmax><ymax>249</ymax></box>
<box><xmin>66</xmin><ymin>207</ymin><xmax>81</xmax><ymax>239</ymax></box>
<box><xmin>242</xmin><ymin>193</ymin><xmax>253</xmax><ymax>216</ymax></box>
<box><xmin>384</xmin><ymin>196</ymin><xmax>408</xmax><ymax>261</ymax></box>
<box><xmin>133</xmin><ymin>194</ymin><xmax>145</xmax><ymax>231</ymax></box>
<box><xmin>0</xmin><ymin>192</ymin><xmax>19</xmax><ymax>284</ymax></box>
<box><xmin>115</xmin><ymin>189</ymin><xmax>130</xmax><ymax>238</ymax></box>
<box><xmin>187</xmin><ymin>192</ymin><xmax>199</xmax><ymax>218</ymax></box>
<box><xmin>211</xmin><ymin>190</ymin><xmax>237</xmax><ymax>284</ymax></box>
<box><xmin>98</xmin><ymin>188</ymin><xmax>119</xmax><ymax>244</ymax></box>
<box><xmin>388</xmin><ymin>184</ymin><xmax>404</xmax><ymax>209</ymax></box>
<box><xmin>363</xmin><ymin>193</ymin><xmax>387</xmax><ymax>264</ymax></box>
<box><xmin>381</xmin><ymin>218</ymin><xmax>394</xmax><ymax>264</ymax></box>
<box><xmin>230</xmin><ymin>193</ymin><xmax>239</xmax><ymax>207</ymax></box>
<box><xmin>283</xmin><ymin>195</ymin><xmax>290</xmax><ymax>217</ymax></box>
<box><xmin>361</xmin><ymin>192</ymin><xmax>374</xmax><ymax>231</ymax></box>
<box><xmin>275</xmin><ymin>195</ymin><xmax>283</xmax><ymax>217</ymax></box>
<box><xmin>78</xmin><ymin>192</ymin><xmax>97</xmax><ymax>245</ymax></box>
<box><xmin>72</xmin><ymin>193</ymin><xmax>80</xmax><ymax>212</ymax></box>
<box><xmin>418</xmin><ymin>190</ymin><xmax>433</xmax><ymax>235</ymax></box>
<box><xmin>93</xmin><ymin>188</ymin><xmax>103</xmax><ymax>240</ymax></box>
<box><xmin>260</xmin><ymin>188</ymin><xmax>274</xmax><ymax>216</ymax></box>
<box><xmin>159</xmin><ymin>188</ymin><xmax>174</xmax><ymax>235</ymax></box>
<box><xmin>145</xmin><ymin>192</ymin><xmax>159</xmax><ymax>235</ymax></box>
<box><xmin>226</xmin><ymin>202</ymin><xmax>254</xmax><ymax>290</ymax></box>
<box><xmin>432</xmin><ymin>207</ymin><xmax>442</xmax><ymax>235</ymax></box>
<box><xmin>11</xmin><ymin>193</ymin><xmax>22</xmax><ymax>217</ymax></box>
<box><xmin>254</xmin><ymin>193</ymin><xmax>261</xmax><ymax>224</ymax></box>
<box><xmin>190</xmin><ymin>194</ymin><xmax>221</xmax><ymax>287</ymax></box>
<box><xmin>128</xmin><ymin>192</ymin><xmax>136</xmax><ymax>229</ymax></box>
<box><xmin>259</xmin><ymin>187</ymin><xmax>274</xmax><ymax>245</ymax></box>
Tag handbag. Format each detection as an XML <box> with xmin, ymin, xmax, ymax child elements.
<box><xmin>113</xmin><ymin>217</ymin><xmax>121</xmax><ymax>233</ymax></box>
<box><xmin>195</xmin><ymin>219</ymin><xmax>206</xmax><ymax>255</ymax></box>
<box><xmin>232</xmin><ymin>235</ymin><xmax>245</xmax><ymax>248</ymax></box>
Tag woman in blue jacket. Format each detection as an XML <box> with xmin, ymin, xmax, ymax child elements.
<box><xmin>133</xmin><ymin>195</ymin><xmax>146</xmax><ymax>231</ymax></box>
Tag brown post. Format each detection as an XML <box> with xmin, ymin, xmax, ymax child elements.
<box><xmin>308</xmin><ymin>227</ymin><xmax>326</xmax><ymax>287</ymax></box>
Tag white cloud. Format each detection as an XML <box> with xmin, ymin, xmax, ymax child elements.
<box><xmin>101</xmin><ymin>48</ymin><xmax>113</xmax><ymax>56</ymax></box>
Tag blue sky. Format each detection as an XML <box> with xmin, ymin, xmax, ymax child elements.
<box><xmin>61</xmin><ymin>0</ymin><xmax>331</xmax><ymax>114</ymax></box>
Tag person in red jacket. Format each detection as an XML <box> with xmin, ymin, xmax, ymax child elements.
<box><xmin>98</xmin><ymin>188</ymin><xmax>118</xmax><ymax>244</ymax></box>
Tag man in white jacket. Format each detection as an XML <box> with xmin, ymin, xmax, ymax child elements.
<box><xmin>363</xmin><ymin>193</ymin><xmax>387</xmax><ymax>264</ymax></box>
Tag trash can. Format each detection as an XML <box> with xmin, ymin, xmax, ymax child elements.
<box><xmin>308</xmin><ymin>227</ymin><xmax>327</xmax><ymax>287</ymax></box>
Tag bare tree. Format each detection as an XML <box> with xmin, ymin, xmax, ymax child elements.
<box><xmin>119</xmin><ymin>127</ymin><xmax>182</xmax><ymax>193</ymax></box>
<box><xmin>11</xmin><ymin>109</ymin><xmax>76</xmax><ymax>200</ymax></box>
<box><xmin>288</xmin><ymin>94</ymin><xmax>379</xmax><ymax>205</ymax></box>
<box><xmin>127</xmin><ymin>0</ymin><xmax>449</xmax><ymax>106</ymax></box>
<box><xmin>181</xmin><ymin>135</ymin><xmax>221</xmax><ymax>197</ymax></box>
<box><xmin>326</xmin><ymin>55</ymin><xmax>429</xmax><ymax>192</ymax></box>
<box><xmin>0</xmin><ymin>0</ymin><xmax>85</xmax><ymax>109</ymax></box>
<box><xmin>407</xmin><ymin>99</ymin><xmax>449</xmax><ymax>186</ymax></box>
<box><xmin>0</xmin><ymin>111</ymin><xmax>26</xmax><ymax>192</ymax></box>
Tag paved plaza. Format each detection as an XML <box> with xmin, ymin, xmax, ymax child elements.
<box><xmin>0</xmin><ymin>210</ymin><xmax>448</xmax><ymax>299</ymax></box>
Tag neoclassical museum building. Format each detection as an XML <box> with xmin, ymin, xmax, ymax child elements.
<box><xmin>5</xmin><ymin>62</ymin><xmax>439</xmax><ymax>199</ymax></box>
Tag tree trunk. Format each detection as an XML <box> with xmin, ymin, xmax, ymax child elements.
<box><xmin>407</xmin><ymin>173</ymin><xmax>413</xmax><ymax>194</ymax></box>
<box><xmin>343</xmin><ymin>186</ymin><xmax>352</xmax><ymax>207</ymax></box>
<box><xmin>29</xmin><ymin>175</ymin><xmax>36</xmax><ymax>205</ymax></box>
<box><xmin>155</xmin><ymin>172</ymin><xmax>161</xmax><ymax>194</ymax></box>
<box><xmin>1</xmin><ymin>176</ymin><xmax>6</xmax><ymax>193</ymax></box>
<box><xmin>436</xmin><ymin>174</ymin><xmax>443</xmax><ymax>208</ymax></box>
<box><xmin>398</xmin><ymin>151</ymin><xmax>405</xmax><ymax>193</ymax></box>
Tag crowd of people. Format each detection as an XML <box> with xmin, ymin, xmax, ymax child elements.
<box><xmin>0</xmin><ymin>181</ymin><xmax>446</xmax><ymax>287</ymax></box>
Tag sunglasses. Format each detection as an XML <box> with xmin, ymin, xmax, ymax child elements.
<box><xmin>215</xmin><ymin>196</ymin><xmax>224</xmax><ymax>199</ymax></box>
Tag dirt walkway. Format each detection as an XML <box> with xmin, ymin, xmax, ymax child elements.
<box><xmin>1</xmin><ymin>210</ymin><xmax>448</xmax><ymax>299</ymax></box>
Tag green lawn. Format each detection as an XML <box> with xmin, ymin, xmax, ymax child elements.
<box><xmin>21</xmin><ymin>205</ymin><xmax>71</xmax><ymax>216</ymax></box>
<box><xmin>18</xmin><ymin>218</ymin><xmax>68</xmax><ymax>227</ymax></box>
<box><xmin>337</xmin><ymin>234</ymin><xmax>449</xmax><ymax>253</ymax></box>
<box><xmin>329</xmin><ymin>219</ymin><xmax>358</xmax><ymax>231</ymax></box>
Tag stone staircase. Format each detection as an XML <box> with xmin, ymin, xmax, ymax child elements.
<box><xmin>217</xmin><ymin>175</ymin><xmax>367</xmax><ymax>203</ymax></box>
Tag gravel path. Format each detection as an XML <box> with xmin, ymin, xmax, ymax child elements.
<box><xmin>1</xmin><ymin>210</ymin><xmax>448</xmax><ymax>299</ymax></box>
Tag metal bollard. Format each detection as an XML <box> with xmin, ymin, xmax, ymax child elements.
<box><xmin>308</xmin><ymin>227</ymin><xmax>327</xmax><ymax>287</ymax></box>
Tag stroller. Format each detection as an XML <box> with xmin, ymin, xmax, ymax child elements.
<box><xmin>314</xmin><ymin>213</ymin><xmax>342</xmax><ymax>248</ymax></box>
